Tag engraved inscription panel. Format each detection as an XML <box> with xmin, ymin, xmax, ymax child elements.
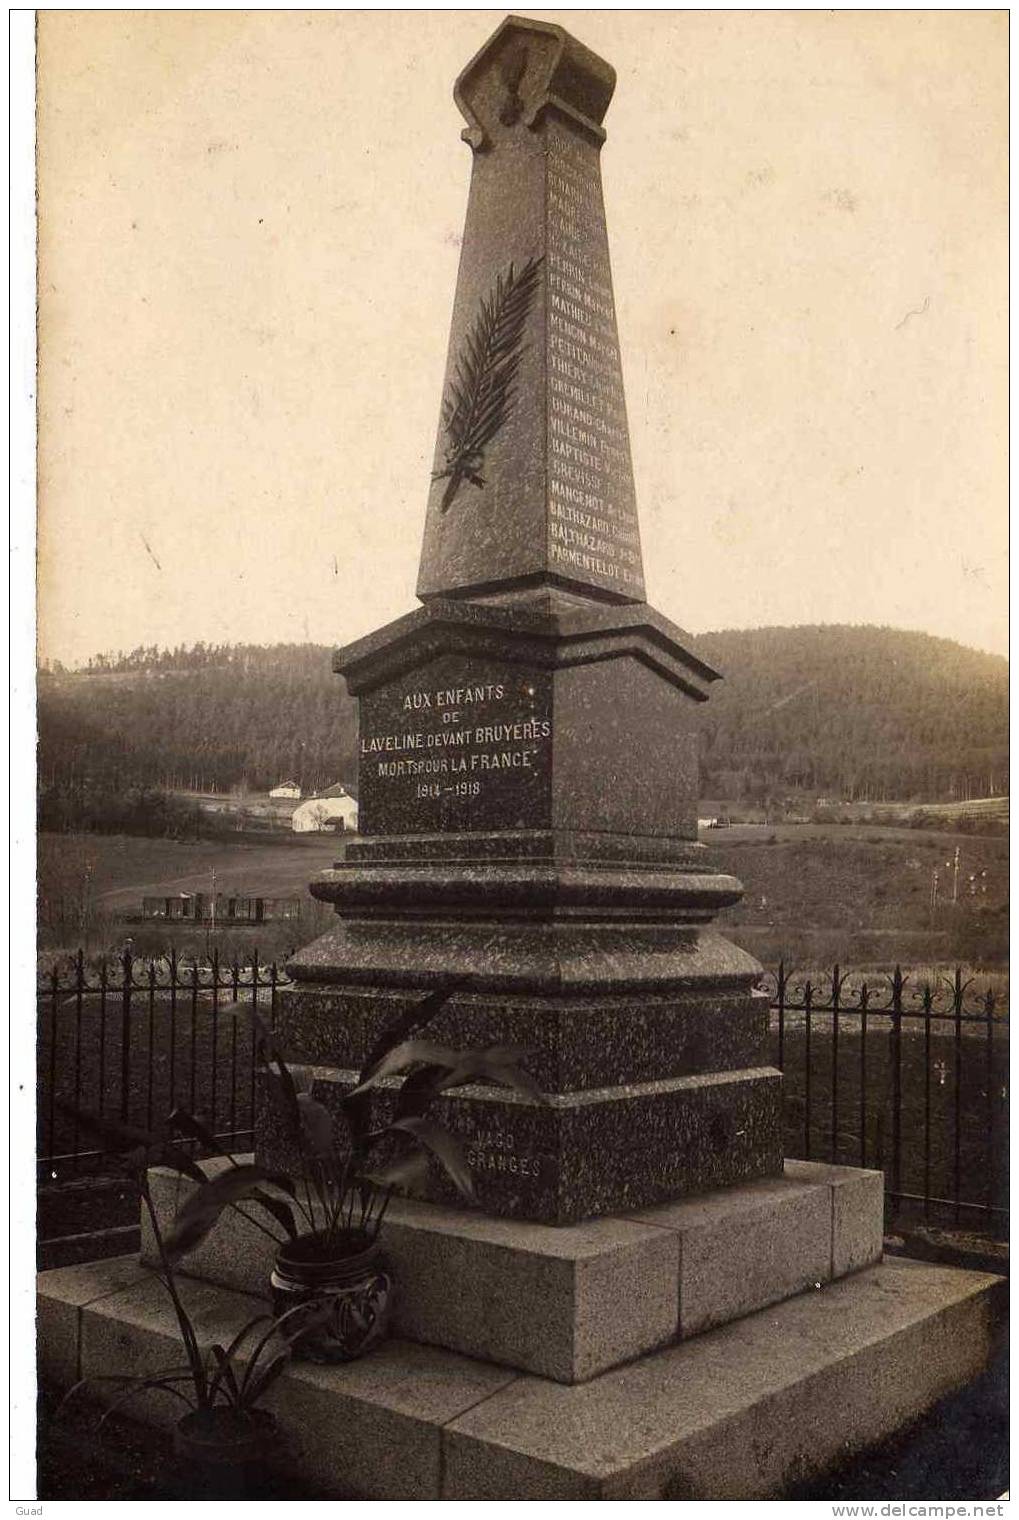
<box><xmin>544</xmin><ymin>125</ymin><xmax>645</xmax><ymax>599</ymax></box>
<box><xmin>358</xmin><ymin>656</ymin><xmax>553</xmax><ymax>835</ymax></box>
<box><xmin>465</xmin><ymin>1125</ymin><xmax>544</xmax><ymax>1182</ymax></box>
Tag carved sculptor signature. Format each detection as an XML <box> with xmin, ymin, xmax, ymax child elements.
<box><xmin>433</xmin><ymin>255</ymin><xmax>543</xmax><ymax>514</ymax></box>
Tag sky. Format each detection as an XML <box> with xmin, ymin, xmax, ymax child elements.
<box><xmin>35</xmin><ymin>8</ymin><xmax>1008</xmax><ymax>666</ymax></box>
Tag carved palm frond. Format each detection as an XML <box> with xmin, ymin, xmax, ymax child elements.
<box><xmin>433</xmin><ymin>255</ymin><xmax>543</xmax><ymax>513</ymax></box>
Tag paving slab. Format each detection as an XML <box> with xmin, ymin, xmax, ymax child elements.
<box><xmin>37</xmin><ymin>1254</ymin><xmax>151</xmax><ymax>1387</ymax></box>
<box><xmin>628</xmin><ymin>1164</ymin><xmax>833</xmax><ymax>1336</ymax></box>
<box><xmin>41</xmin><ymin>1259</ymin><xmax>516</xmax><ymax>1499</ymax></box>
<box><xmin>441</xmin><ymin>1258</ymin><xmax>1006</xmax><ymax>1499</ymax></box>
<box><xmin>143</xmin><ymin>1165</ymin><xmax>677</xmax><ymax>1383</ymax></box>
<box><xmin>38</xmin><ymin>1255</ymin><xmax>1004</xmax><ymax>1500</ymax></box>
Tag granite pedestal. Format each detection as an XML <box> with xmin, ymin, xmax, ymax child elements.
<box><xmin>262</xmin><ymin>597</ymin><xmax>786</xmax><ymax>1220</ymax></box>
<box><xmin>38</xmin><ymin>1248</ymin><xmax>1006</xmax><ymax>1500</ymax></box>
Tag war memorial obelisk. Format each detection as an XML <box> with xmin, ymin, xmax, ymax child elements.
<box><xmin>41</xmin><ymin>17</ymin><xmax>998</xmax><ymax>1502</ymax></box>
<box><xmin>269</xmin><ymin>14</ymin><xmax>784</xmax><ymax>1223</ymax></box>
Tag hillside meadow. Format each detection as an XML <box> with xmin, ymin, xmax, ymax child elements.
<box><xmin>37</xmin><ymin>822</ymin><xmax>1007</xmax><ymax>978</ymax></box>
<box><xmin>710</xmin><ymin>824</ymin><xmax>1007</xmax><ymax>973</ymax></box>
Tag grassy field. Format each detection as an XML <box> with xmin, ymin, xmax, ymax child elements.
<box><xmin>37</xmin><ymin>832</ymin><xmax>341</xmax><ymax>962</ymax></box>
<box><xmin>38</xmin><ymin>822</ymin><xmax>1008</xmax><ymax>974</ymax></box>
<box><xmin>708</xmin><ymin>826</ymin><xmax>1007</xmax><ymax>972</ymax></box>
<box><xmin>86</xmin><ymin>833</ymin><xmax>339</xmax><ymax>906</ymax></box>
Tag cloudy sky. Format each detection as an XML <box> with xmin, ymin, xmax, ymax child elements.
<box><xmin>36</xmin><ymin>8</ymin><xmax>1007</xmax><ymax>665</ymax></box>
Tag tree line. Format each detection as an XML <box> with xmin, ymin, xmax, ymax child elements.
<box><xmin>692</xmin><ymin>625</ymin><xmax>1007</xmax><ymax>805</ymax></box>
<box><xmin>37</xmin><ymin>626</ymin><xmax>1007</xmax><ymax>833</ymax></box>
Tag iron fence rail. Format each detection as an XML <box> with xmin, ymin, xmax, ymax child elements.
<box><xmin>766</xmin><ymin>962</ymin><xmax>1008</xmax><ymax>1232</ymax></box>
<box><xmin>36</xmin><ymin>953</ymin><xmax>1009</xmax><ymax>1233</ymax></box>
<box><xmin>37</xmin><ymin>948</ymin><xmax>286</xmax><ymax>1180</ymax></box>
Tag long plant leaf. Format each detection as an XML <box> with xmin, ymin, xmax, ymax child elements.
<box><xmin>387</xmin><ymin>1117</ymin><xmax>476</xmax><ymax>1201</ymax></box>
<box><xmin>297</xmin><ymin>1092</ymin><xmax>334</xmax><ymax>1158</ymax></box>
<box><xmin>55</xmin><ymin>1101</ymin><xmax>163</xmax><ymax>1154</ymax></box>
<box><xmin>239</xmin><ymin>1349</ymin><xmax>292</xmax><ymax>1409</ymax></box>
<box><xmin>236</xmin><ymin>1300</ymin><xmax>327</xmax><ymax>1401</ymax></box>
<box><xmin>392</xmin><ymin>1046</ymin><xmax>544</xmax><ymax>1123</ymax></box>
<box><xmin>248</xmin><ymin>1188</ymin><xmax>299</xmax><ymax>1241</ymax></box>
<box><xmin>163</xmin><ymin>1164</ymin><xmax>298</xmax><ymax>1262</ymax></box>
<box><xmin>166</xmin><ymin>1107</ymin><xmax>240</xmax><ymax>1166</ymax></box>
<box><xmin>97</xmin><ymin>1377</ymin><xmax>198</xmax><ymax>1425</ymax></box>
<box><xmin>206</xmin><ymin>1315</ymin><xmax>271</xmax><ymax>1384</ymax></box>
<box><xmin>343</xmin><ymin>985</ymin><xmax>461</xmax><ymax>1157</ymax></box>
<box><xmin>436</xmin><ymin>1047</ymin><xmax>546</xmax><ymax>1104</ymax></box>
<box><xmin>60</xmin><ymin>1102</ymin><xmax>208</xmax><ymax>1184</ymax></box>
<box><xmin>356</xmin><ymin>985</ymin><xmax>462</xmax><ymax>1087</ymax></box>
<box><xmin>389</xmin><ymin>1064</ymin><xmax>453</xmax><ymax>1124</ymax></box>
<box><xmin>207</xmin><ymin>1344</ymin><xmax>242</xmax><ymax>1404</ymax></box>
<box><xmin>58</xmin><ymin>1366</ymin><xmax>193</xmax><ymax>1415</ymax></box>
<box><xmin>346</xmin><ymin>1039</ymin><xmax>467</xmax><ymax>1098</ymax></box>
<box><xmin>366</xmin><ymin>1152</ymin><xmax>430</xmax><ymax>1196</ymax></box>
<box><xmin>252</xmin><ymin>1011</ymin><xmax>301</xmax><ymax>1129</ymax></box>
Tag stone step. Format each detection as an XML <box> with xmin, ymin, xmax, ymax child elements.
<box><xmin>38</xmin><ymin>1175</ymin><xmax>140</xmax><ymax>1239</ymax></box>
<box><xmin>141</xmin><ymin>1156</ymin><xmax>884</xmax><ymax>1383</ymax></box>
<box><xmin>37</xmin><ymin>1254</ymin><xmax>1005</xmax><ymax>1500</ymax></box>
<box><xmin>38</xmin><ymin>1224</ymin><xmax>141</xmax><ymax>1272</ymax></box>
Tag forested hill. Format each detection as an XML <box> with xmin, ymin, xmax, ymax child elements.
<box><xmin>38</xmin><ymin>644</ymin><xmax>356</xmax><ymax>801</ymax></box>
<box><xmin>38</xmin><ymin>626</ymin><xmax>1007</xmax><ymax>807</ymax></box>
<box><xmin>691</xmin><ymin>625</ymin><xmax>1007</xmax><ymax>803</ymax></box>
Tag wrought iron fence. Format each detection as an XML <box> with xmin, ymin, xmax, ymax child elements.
<box><xmin>37</xmin><ymin>948</ymin><xmax>288</xmax><ymax>1183</ymax></box>
<box><xmin>37</xmin><ymin>952</ymin><xmax>1009</xmax><ymax>1235</ymax></box>
<box><xmin>764</xmin><ymin>962</ymin><xmax>1008</xmax><ymax>1233</ymax></box>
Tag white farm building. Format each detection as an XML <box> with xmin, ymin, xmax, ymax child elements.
<box><xmin>291</xmin><ymin>784</ymin><xmax>358</xmax><ymax>834</ymax></box>
<box><xmin>269</xmin><ymin>780</ymin><xmax>302</xmax><ymax>800</ymax></box>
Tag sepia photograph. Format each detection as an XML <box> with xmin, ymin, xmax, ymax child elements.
<box><xmin>20</xmin><ymin>6</ymin><xmax>1008</xmax><ymax>1505</ymax></box>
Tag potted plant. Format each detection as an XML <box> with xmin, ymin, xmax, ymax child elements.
<box><xmin>56</xmin><ymin>1105</ymin><xmax>317</xmax><ymax>1497</ymax></box>
<box><xmin>164</xmin><ymin>987</ymin><xmax>544</xmax><ymax>1364</ymax></box>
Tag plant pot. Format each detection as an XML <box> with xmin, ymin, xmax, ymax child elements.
<box><xmin>271</xmin><ymin>1228</ymin><xmax>393</xmax><ymax>1364</ymax></box>
<box><xmin>173</xmin><ymin>1407</ymin><xmax>283</xmax><ymax>1497</ymax></box>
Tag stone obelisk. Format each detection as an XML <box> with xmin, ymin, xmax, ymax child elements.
<box><xmin>264</xmin><ymin>15</ymin><xmax>783</xmax><ymax>1223</ymax></box>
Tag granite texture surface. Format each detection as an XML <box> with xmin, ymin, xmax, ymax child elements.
<box><xmin>336</xmin><ymin>593</ymin><xmax>718</xmax><ymax>698</ymax></box>
<box><xmin>440</xmin><ymin>1259</ymin><xmax>1006</xmax><ymax>1499</ymax></box>
<box><xmin>273</xmin><ymin>981</ymin><xmax>768</xmax><ymax>1092</ymax></box>
<box><xmin>343</xmin><ymin>827</ymin><xmax>711</xmax><ymax>865</ymax></box>
<box><xmin>257</xmin><ymin>1062</ymin><xmax>783</xmax><ymax>1225</ymax></box>
<box><xmin>349</xmin><ymin>627</ymin><xmax>713</xmax><ymax>842</ymax></box>
<box><xmin>416</xmin><ymin>14</ymin><xmax>645</xmax><ymax>605</ymax></box>
<box><xmin>285</xmin><ymin>921</ymin><xmax>761</xmax><ymax>993</ymax></box>
<box><xmin>630</xmin><ymin>1172</ymin><xmax>832</xmax><ymax>1337</ymax></box>
<box><xmin>36</xmin><ymin>1254</ymin><xmax>150</xmax><ymax>1388</ymax></box>
<box><xmin>785</xmin><ymin>1158</ymin><xmax>885</xmax><ymax>1277</ymax></box>
<box><xmin>54</xmin><ymin>1260</ymin><xmax>515</xmax><ymax>1499</ymax></box>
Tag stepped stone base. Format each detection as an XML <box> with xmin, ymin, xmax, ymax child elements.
<box><xmin>266</xmin><ymin>921</ymin><xmax>785</xmax><ymax>1225</ymax></box>
<box><xmin>37</xmin><ymin>1254</ymin><xmax>1005</xmax><ymax>1499</ymax></box>
<box><xmin>140</xmin><ymin>1157</ymin><xmax>884</xmax><ymax>1383</ymax></box>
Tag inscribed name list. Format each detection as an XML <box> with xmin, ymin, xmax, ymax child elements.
<box><xmin>545</xmin><ymin>127</ymin><xmax>644</xmax><ymax>599</ymax></box>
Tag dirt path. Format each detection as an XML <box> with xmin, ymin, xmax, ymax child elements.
<box><xmin>95</xmin><ymin>840</ymin><xmax>340</xmax><ymax>908</ymax></box>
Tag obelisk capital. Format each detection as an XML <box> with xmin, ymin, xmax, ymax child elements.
<box><xmin>454</xmin><ymin>14</ymin><xmax>616</xmax><ymax>152</ymax></box>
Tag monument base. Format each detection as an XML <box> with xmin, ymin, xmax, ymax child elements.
<box><xmin>38</xmin><ymin>1250</ymin><xmax>1005</xmax><ymax>1500</ymax></box>
<box><xmin>275</xmin><ymin>589</ymin><xmax>787</xmax><ymax>1225</ymax></box>
<box><xmin>257</xmin><ymin>1056</ymin><xmax>783</xmax><ymax>1226</ymax></box>
<box><xmin>137</xmin><ymin>1157</ymin><xmax>883</xmax><ymax>1383</ymax></box>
